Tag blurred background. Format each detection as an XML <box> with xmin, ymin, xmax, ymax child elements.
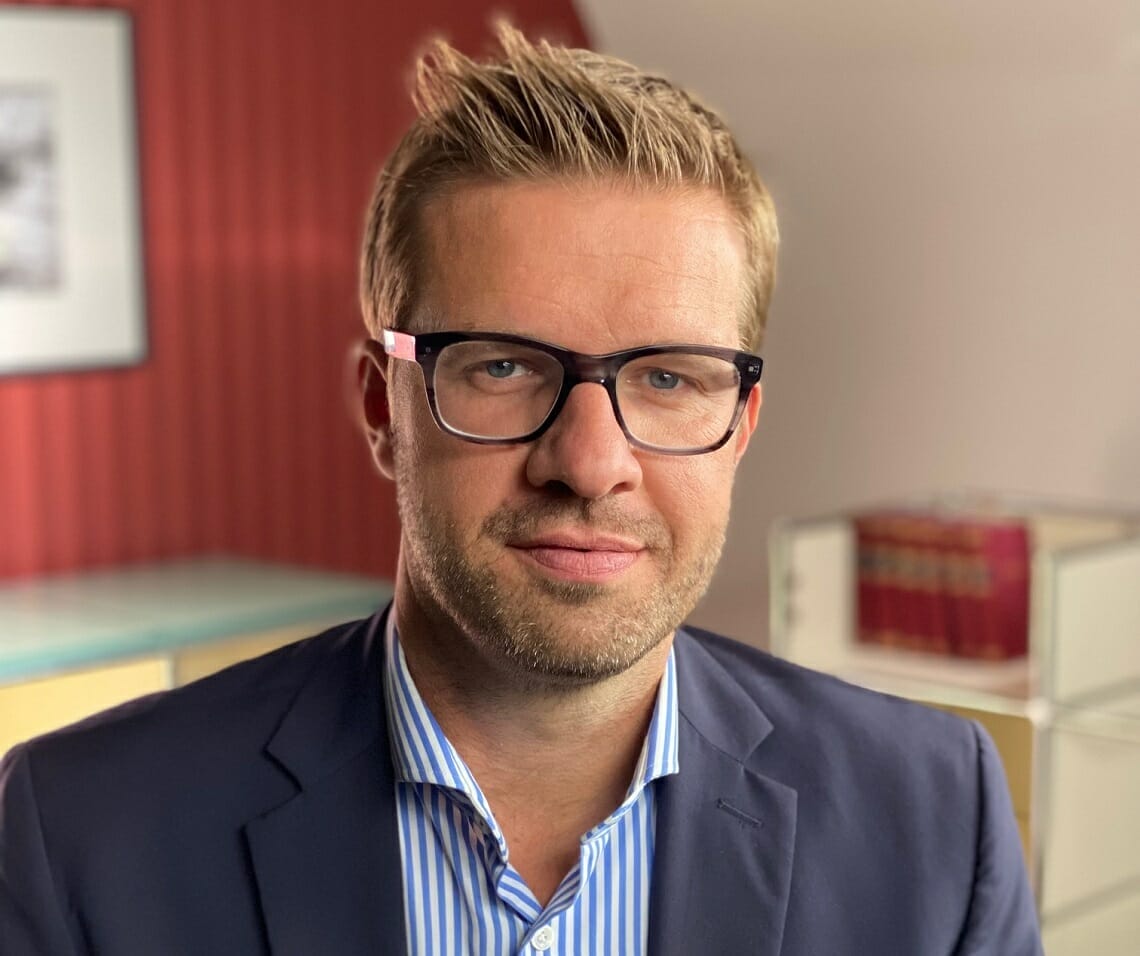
<box><xmin>0</xmin><ymin>0</ymin><xmax>586</xmax><ymax>590</ymax></box>
<box><xmin>588</xmin><ymin>0</ymin><xmax>1140</xmax><ymax>643</ymax></box>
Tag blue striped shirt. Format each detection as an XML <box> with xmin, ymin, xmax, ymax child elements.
<box><xmin>383</xmin><ymin>614</ymin><xmax>679</xmax><ymax>955</ymax></box>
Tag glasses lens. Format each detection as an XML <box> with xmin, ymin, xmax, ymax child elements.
<box><xmin>617</xmin><ymin>353</ymin><xmax>741</xmax><ymax>450</ymax></box>
<box><xmin>433</xmin><ymin>340</ymin><xmax>563</xmax><ymax>439</ymax></box>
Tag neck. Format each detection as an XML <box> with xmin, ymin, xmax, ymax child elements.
<box><xmin>391</xmin><ymin>570</ymin><xmax>671</xmax><ymax>820</ymax></box>
<box><xmin>390</xmin><ymin>570</ymin><xmax>674</xmax><ymax>906</ymax></box>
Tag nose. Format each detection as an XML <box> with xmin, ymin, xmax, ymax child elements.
<box><xmin>525</xmin><ymin>383</ymin><xmax>643</xmax><ymax>499</ymax></box>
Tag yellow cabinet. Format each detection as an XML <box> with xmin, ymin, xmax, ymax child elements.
<box><xmin>0</xmin><ymin>559</ymin><xmax>391</xmax><ymax>759</ymax></box>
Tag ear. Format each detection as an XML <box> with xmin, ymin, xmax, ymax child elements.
<box><xmin>732</xmin><ymin>383</ymin><xmax>763</xmax><ymax>463</ymax></box>
<box><xmin>354</xmin><ymin>338</ymin><xmax>397</xmax><ymax>481</ymax></box>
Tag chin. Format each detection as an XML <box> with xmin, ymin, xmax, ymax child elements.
<box><xmin>459</xmin><ymin>586</ymin><xmax>682</xmax><ymax>685</ymax></box>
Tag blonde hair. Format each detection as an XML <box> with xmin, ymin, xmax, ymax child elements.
<box><xmin>360</xmin><ymin>22</ymin><xmax>778</xmax><ymax>350</ymax></box>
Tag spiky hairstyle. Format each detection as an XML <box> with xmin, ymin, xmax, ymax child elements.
<box><xmin>360</xmin><ymin>23</ymin><xmax>778</xmax><ymax>349</ymax></box>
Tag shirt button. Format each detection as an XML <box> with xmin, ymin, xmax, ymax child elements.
<box><xmin>532</xmin><ymin>924</ymin><xmax>556</xmax><ymax>951</ymax></box>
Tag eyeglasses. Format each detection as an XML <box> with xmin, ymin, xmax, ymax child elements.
<box><xmin>381</xmin><ymin>329</ymin><xmax>763</xmax><ymax>456</ymax></box>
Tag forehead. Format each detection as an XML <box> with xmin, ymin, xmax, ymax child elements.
<box><xmin>414</xmin><ymin>180</ymin><xmax>748</xmax><ymax>351</ymax></box>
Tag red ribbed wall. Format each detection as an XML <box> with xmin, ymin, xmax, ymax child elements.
<box><xmin>0</xmin><ymin>0</ymin><xmax>588</xmax><ymax>580</ymax></box>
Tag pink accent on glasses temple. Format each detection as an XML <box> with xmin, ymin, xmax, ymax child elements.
<box><xmin>382</xmin><ymin>329</ymin><xmax>416</xmax><ymax>362</ymax></box>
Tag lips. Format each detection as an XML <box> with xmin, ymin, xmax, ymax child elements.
<box><xmin>509</xmin><ymin>532</ymin><xmax>644</xmax><ymax>582</ymax></box>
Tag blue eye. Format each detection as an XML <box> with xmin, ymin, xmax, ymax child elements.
<box><xmin>648</xmin><ymin>369</ymin><xmax>681</xmax><ymax>390</ymax></box>
<box><xmin>486</xmin><ymin>360</ymin><xmax>518</xmax><ymax>379</ymax></box>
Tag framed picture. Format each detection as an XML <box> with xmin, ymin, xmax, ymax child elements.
<box><xmin>0</xmin><ymin>8</ymin><xmax>145</xmax><ymax>375</ymax></box>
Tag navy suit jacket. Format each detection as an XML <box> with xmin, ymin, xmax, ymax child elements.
<box><xmin>1</xmin><ymin>610</ymin><xmax>1041</xmax><ymax>954</ymax></box>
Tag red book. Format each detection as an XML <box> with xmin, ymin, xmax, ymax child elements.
<box><xmin>854</xmin><ymin>511</ymin><xmax>1028</xmax><ymax>659</ymax></box>
<box><xmin>878</xmin><ymin>515</ymin><xmax>910</xmax><ymax>650</ymax></box>
<box><xmin>855</xmin><ymin>513</ymin><xmax>952</xmax><ymax>655</ymax></box>
<box><xmin>953</xmin><ymin>518</ymin><xmax>1030</xmax><ymax>660</ymax></box>
<box><xmin>910</xmin><ymin>516</ymin><xmax>951</xmax><ymax>655</ymax></box>
<box><xmin>889</xmin><ymin>516</ymin><xmax>924</xmax><ymax>652</ymax></box>
<box><xmin>929</xmin><ymin>518</ymin><xmax>961</xmax><ymax>654</ymax></box>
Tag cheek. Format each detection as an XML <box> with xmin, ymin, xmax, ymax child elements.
<box><xmin>397</xmin><ymin>426</ymin><xmax>528</xmax><ymax>528</ymax></box>
<box><xmin>644</xmin><ymin>456</ymin><xmax>737</xmax><ymax>544</ymax></box>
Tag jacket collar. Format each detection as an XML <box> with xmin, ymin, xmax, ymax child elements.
<box><xmin>648</xmin><ymin>629</ymin><xmax>797</xmax><ymax>956</ymax></box>
<box><xmin>244</xmin><ymin>610</ymin><xmax>407</xmax><ymax>956</ymax></box>
<box><xmin>242</xmin><ymin>614</ymin><xmax>797</xmax><ymax>955</ymax></box>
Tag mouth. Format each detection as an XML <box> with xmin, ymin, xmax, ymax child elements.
<box><xmin>507</xmin><ymin>532</ymin><xmax>645</xmax><ymax>583</ymax></box>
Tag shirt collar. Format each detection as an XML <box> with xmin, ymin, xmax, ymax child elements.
<box><xmin>382</xmin><ymin>609</ymin><xmax>680</xmax><ymax>804</ymax></box>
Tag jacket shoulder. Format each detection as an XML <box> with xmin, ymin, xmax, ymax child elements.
<box><xmin>676</xmin><ymin>626</ymin><xmax>1039</xmax><ymax>952</ymax></box>
<box><xmin>676</xmin><ymin>624</ymin><xmax>983</xmax><ymax>794</ymax></box>
<box><xmin>681</xmin><ymin>624</ymin><xmax>973</xmax><ymax>739</ymax></box>
<box><xmin>10</xmin><ymin>616</ymin><xmax>374</xmax><ymax>790</ymax></box>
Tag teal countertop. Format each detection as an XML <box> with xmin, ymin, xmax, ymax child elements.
<box><xmin>0</xmin><ymin>558</ymin><xmax>393</xmax><ymax>684</ymax></box>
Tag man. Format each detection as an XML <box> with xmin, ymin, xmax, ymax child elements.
<box><xmin>1</xmin><ymin>24</ymin><xmax>1040</xmax><ymax>955</ymax></box>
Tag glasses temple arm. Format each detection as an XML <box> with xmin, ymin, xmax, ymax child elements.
<box><xmin>382</xmin><ymin>329</ymin><xmax>417</xmax><ymax>362</ymax></box>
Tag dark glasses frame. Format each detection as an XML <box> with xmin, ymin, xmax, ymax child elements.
<box><xmin>377</xmin><ymin>329</ymin><xmax>763</xmax><ymax>456</ymax></box>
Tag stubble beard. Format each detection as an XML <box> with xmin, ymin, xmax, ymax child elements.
<box><xmin>394</xmin><ymin>453</ymin><xmax>727</xmax><ymax>686</ymax></box>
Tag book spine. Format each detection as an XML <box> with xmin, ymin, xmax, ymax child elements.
<box><xmin>855</xmin><ymin>513</ymin><xmax>952</xmax><ymax>656</ymax></box>
<box><xmin>854</xmin><ymin>516</ymin><xmax>889</xmax><ymax>647</ymax></box>
<box><xmin>953</xmin><ymin>520</ymin><xmax>1030</xmax><ymax>660</ymax></box>
<box><xmin>914</xmin><ymin>517</ymin><xmax>952</xmax><ymax>655</ymax></box>
<box><xmin>891</xmin><ymin>517</ymin><xmax>924</xmax><ymax>651</ymax></box>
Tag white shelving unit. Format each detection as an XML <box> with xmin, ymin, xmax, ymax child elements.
<box><xmin>769</xmin><ymin>497</ymin><xmax>1140</xmax><ymax>954</ymax></box>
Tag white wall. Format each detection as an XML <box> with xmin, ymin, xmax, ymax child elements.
<box><xmin>579</xmin><ymin>0</ymin><xmax>1140</xmax><ymax>645</ymax></box>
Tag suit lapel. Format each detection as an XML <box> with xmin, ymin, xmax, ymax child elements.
<box><xmin>648</xmin><ymin>631</ymin><xmax>798</xmax><ymax>956</ymax></box>
<box><xmin>244</xmin><ymin>612</ymin><xmax>407</xmax><ymax>956</ymax></box>
<box><xmin>241</xmin><ymin>616</ymin><xmax>797</xmax><ymax>954</ymax></box>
